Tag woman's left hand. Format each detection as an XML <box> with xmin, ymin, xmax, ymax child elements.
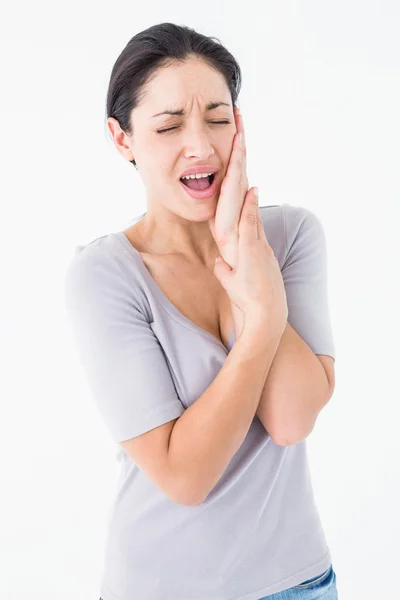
<box><xmin>209</xmin><ymin>106</ymin><xmax>250</xmax><ymax>339</ymax></box>
<box><xmin>208</xmin><ymin>106</ymin><xmax>248</xmax><ymax>269</ymax></box>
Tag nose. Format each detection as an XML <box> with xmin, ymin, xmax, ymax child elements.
<box><xmin>183</xmin><ymin>126</ymin><xmax>215</xmax><ymax>160</ymax></box>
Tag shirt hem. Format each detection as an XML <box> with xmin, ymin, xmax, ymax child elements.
<box><xmin>228</xmin><ymin>548</ymin><xmax>332</xmax><ymax>600</ymax></box>
<box><xmin>99</xmin><ymin>549</ymin><xmax>332</xmax><ymax>600</ymax></box>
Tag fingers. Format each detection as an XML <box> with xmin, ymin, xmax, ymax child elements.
<box><xmin>212</xmin><ymin>106</ymin><xmax>249</xmax><ymax>262</ymax></box>
<box><xmin>217</xmin><ymin>108</ymin><xmax>275</xmax><ymax>260</ymax></box>
<box><xmin>216</xmin><ymin>132</ymin><xmax>243</xmax><ymax>235</ymax></box>
<box><xmin>239</xmin><ymin>187</ymin><xmax>274</xmax><ymax>257</ymax></box>
<box><xmin>234</xmin><ymin>107</ymin><xmax>248</xmax><ymax>190</ymax></box>
<box><xmin>234</xmin><ymin>107</ymin><xmax>247</xmax><ymax>159</ymax></box>
<box><xmin>238</xmin><ymin>188</ymin><xmax>260</xmax><ymax>243</ymax></box>
<box><xmin>254</xmin><ymin>194</ymin><xmax>276</xmax><ymax>258</ymax></box>
<box><xmin>221</xmin><ymin>107</ymin><xmax>247</xmax><ymax>205</ymax></box>
<box><xmin>218</xmin><ymin>107</ymin><xmax>246</xmax><ymax>207</ymax></box>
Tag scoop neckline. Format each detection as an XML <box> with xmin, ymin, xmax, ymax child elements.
<box><xmin>112</xmin><ymin>230</ymin><xmax>234</xmax><ymax>353</ymax></box>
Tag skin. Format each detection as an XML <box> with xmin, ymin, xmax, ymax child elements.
<box><xmin>107</xmin><ymin>55</ymin><xmax>279</xmax><ymax>340</ymax></box>
<box><xmin>107</xmin><ymin>55</ymin><xmax>254</xmax><ymax>269</ymax></box>
<box><xmin>107</xmin><ymin>54</ymin><xmax>335</xmax><ymax>445</ymax></box>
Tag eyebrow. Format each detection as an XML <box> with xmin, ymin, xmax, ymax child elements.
<box><xmin>151</xmin><ymin>101</ymin><xmax>231</xmax><ymax>118</ymax></box>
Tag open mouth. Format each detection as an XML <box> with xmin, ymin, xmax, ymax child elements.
<box><xmin>180</xmin><ymin>173</ymin><xmax>215</xmax><ymax>191</ymax></box>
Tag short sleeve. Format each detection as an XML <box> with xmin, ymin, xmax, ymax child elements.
<box><xmin>64</xmin><ymin>245</ymin><xmax>185</xmax><ymax>443</ymax></box>
<box><xmin>282</xmin><ymin>205</ymin><xmax>336</xmax><ymax>361</ymax></box>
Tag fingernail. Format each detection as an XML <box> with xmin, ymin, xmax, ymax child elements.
<box><xmin>253</xmin><ymin>186</ymin><xmax>258</xmax><ymax>197</ymax></box>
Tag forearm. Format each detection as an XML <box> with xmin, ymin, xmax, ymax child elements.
<box><xmin>168</xmin><ymin>320</ymin><xmax>281</xmax><ymax>506</ymax></box>
<box><xmin>256</xmin><ymin>321</ymin><xmax>331</xmax><ymax>445</ymax></box>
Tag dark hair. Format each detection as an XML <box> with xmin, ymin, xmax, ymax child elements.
<box><xmin>105</xmin><ymin>22</ymin><xmax>242</xmax><ymax>169</ymax></box>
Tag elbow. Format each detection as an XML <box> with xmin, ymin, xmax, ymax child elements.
<box><xmin>171</xmin><ymin>476</ymin><xmax>205</xmax><ymax>508</ymax></box>
<box><xmin>270</xmin><ymin>423</ymin><xmax>315</xmax><ymax>447</ymax></box>
<box><xmin>267</xmin><ymin>419</ymin><xmax>297</xmax><ymax>447</ymax></box>
<box><xmin>268</xmin><ymin>406</ymin><xmax>321</xmax><ymax>447</ymax></box>
<box><xmin>270</xmin><ymin>431</ymin><xmax>297</xmax><ymax>447</ymax></box>
<box><xmin>165</xmin><ymin>455</ymin><xmax>207</xmax><ymax>507</ymax></box>
<box><xmin>175</xmin><ymin>491</ymin><xmax>205</xmax><ymax>508</ymax></box>
<box><xmin>181</xmin><ymin>482</ymin><xmax>208</xmax><ymax>506</ymax></box>
<box><xmin>180</xmin><ymin>496</ymin><xmax>204</xmax><ymax>508</ymax></box>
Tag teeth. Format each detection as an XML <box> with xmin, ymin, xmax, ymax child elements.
<box><xmin>181</xmin><ymin>172</ymin><xmax>213</xmax><ymax>180</ymax></box>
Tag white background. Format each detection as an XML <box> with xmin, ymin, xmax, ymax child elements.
<box><xmin>1</xmin><ymin>1</ymin><xmax>399</xmax><ymax>599</ymax></box>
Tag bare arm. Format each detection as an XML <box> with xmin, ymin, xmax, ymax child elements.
<box><xmin>168</xmin><ymin>317</ymin><xmax>282</xmax><ymax>506</ymax></box>
<box><xmin>256</xmin><ymin>321</ymin><xmax>335</xmax><ymax>446</ymax></box>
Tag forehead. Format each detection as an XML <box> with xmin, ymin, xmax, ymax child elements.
<box><xmin>138</xmin><ymin>58</ymin><xmax>231</xmax><ymax>114</ymax></box>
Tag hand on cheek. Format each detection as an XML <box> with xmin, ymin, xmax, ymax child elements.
<box><xmin>209</xmin><ymin>106</ymin><xmax>251</xmax><ymax>269</ymax></box>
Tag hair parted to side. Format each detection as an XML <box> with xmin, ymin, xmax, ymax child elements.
<box><xmin>105</xmin><ymin>22</ymin><xmax>242</xmax><ymax>169</ymax></box>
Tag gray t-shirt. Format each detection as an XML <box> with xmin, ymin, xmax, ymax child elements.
<box><xmin>64</xmin><ymin>203</ymin><xmax>336</xmax><ymax>600</ymax></box>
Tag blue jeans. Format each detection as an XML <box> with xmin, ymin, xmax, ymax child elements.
<box><xmin>99</xmin><ymin>564</ymin><xmax>338</xmax><ymax>600</ymax></box>
<box><xmin>258</xmin><ymin>563</ymin><xmax>338</xmax><ymax>599</ymax></box>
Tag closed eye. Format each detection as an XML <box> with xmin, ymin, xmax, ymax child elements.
<box><xmin>156</xmin><ymin>121</ymin><xmax>231</xmax><ymax>134</ymax></box>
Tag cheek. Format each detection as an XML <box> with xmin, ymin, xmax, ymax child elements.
<box><xmin>140</xmin><ymin>141</ymin><xmax>169</xmax><ymax>170</ymax></box>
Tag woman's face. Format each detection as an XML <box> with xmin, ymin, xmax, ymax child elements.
<box><xmin>127</xmin><ymin>56</ymin><xmax>237</xmax><ymax>219</ymax></box>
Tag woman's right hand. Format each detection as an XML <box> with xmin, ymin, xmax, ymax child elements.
<box><xmin>213</xmin><ymin>188</ymin><xmax>288</xmax><ymax>340</ymax></box>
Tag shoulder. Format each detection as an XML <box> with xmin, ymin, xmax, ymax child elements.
<box><xmin>282</xmin><ymin>203</ymin><xmax>325</xmax><ymax>233</ymax></box>
<box><xmin>64</xmin><ymin>232</ymin><xmax>145</xmax><ymax>314</ymax></box>
<box><xmin>282</xmin><ymin>204</ymin><xmax>328</xmax><ymax>259</ymax></box>
<box><xmin>64</xmin><ymin>234</ymin><xmax>125</xmax><ymax>290</ymax></box>
<box><xmin>258</xmin><ymin>203</ymin><xmax>328</xmax><ymax>268</ymax></box>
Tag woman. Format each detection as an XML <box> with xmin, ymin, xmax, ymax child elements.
<box><xmin>65</xmin><ymin>23</ymin><xmax>338</xmax><ymax>600</ymax></box>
